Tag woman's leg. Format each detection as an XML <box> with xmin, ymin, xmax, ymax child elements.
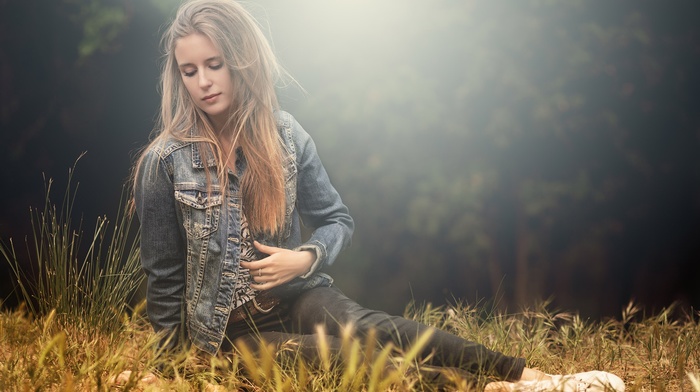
<box><xmin>288</xmin><ymin>286</ymin><xmax>526</xmax><ymax>381</ymax></box>
<box><xmin>222</xmin><ymin>289</ymin><xmax>623</xmax><ymax>390</ymax></box>
<box><xmin>222</xmin><ymin>299</ymin><xmax>359</xmax><ymax>368</ymax></box>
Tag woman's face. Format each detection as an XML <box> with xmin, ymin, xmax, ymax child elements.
<box><xmin>174</xmin><ymin>33</ymin><xmax>234</xmax><ymax>130</ymax></box>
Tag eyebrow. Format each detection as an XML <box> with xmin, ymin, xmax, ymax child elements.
<box><xmin>177</xmin><ymin>56</ymin><xmax>223</xmax><ymax>68</ymax></box>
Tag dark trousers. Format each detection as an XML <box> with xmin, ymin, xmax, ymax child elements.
<box><xmin>223</xmin><ymin>286</ymin><xmax>525</xmax><ymax>382</ymax></box>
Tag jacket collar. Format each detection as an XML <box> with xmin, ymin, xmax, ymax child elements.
<box><xmin>189</xmin><ymin>134</ymin><xmax>245</xmax><ymax>171</ymax></box>
<box><xmin>189</xmin><ymin>127</ymin><xmax>218</xmax><ymax>169</ymax></box>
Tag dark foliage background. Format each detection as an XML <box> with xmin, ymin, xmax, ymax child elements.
<box><xmin>1</xmin><ymin>0</ymin><xmax>698</xmax><ymax>318</ymax></box>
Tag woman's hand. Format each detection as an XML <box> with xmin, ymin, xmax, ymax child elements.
<box><xmin>110</xmin><ymin>370</ymin><xmax>226</xmax><ymax>391</ymax></box>
<box><xmin>240</xmin><ymin>241</ymin><xmax>315</xmax><ymax>290</ymax></box>
<box><xmin>109</xmin><ymin>370</ymin><xmax>159</xmax><ymax>387</ymax></box>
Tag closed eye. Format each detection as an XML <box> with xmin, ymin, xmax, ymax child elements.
<box><xmin>181</xmin><ymin>64</ymin><xmax>221</xmax><ymax>77</ymax></box>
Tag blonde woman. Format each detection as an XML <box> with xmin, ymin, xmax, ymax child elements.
<box><xmin>128</xmin><ymin>1</ymin><xmax>625</xmax><ymax>390</ymax></box>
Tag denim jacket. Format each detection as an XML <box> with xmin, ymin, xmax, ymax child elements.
<box><xmin>134</xmin><ymin>111</ymin><xmax>354</xmax><ymax>355</ymax></box>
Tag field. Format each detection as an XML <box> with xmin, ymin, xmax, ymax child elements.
<box><xmin>1</xmin><ymin>178</ymin><xmax>698</xmax><ymax>391</ymax></box>
<box><xmin>0</xmin><ymin>299</ymin><xmax>698</xmax><ymax>391</ymax></box>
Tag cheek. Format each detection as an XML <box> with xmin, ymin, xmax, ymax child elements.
<box><xmin>181</xmin><ymin>79</ymin><xmax>201</xmax><ymax>103</ymax></box>
<box><xmin>181</xmin><ymin>79</ymin><xmax>196</xmax><ymax>95</ymax></box>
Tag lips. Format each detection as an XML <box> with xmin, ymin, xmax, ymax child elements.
<box><xmin>202</xmin><ymin>93</ymin><xmax>221</xmax><ymax>101</ymax></box>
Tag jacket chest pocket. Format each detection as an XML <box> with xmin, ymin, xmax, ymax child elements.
<box><xmin>175</xmin><ymin>189</ymin><xmax>223</xmax><ymax>239</ymax></box>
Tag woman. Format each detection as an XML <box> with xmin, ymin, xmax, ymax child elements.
<box><xmin>130</xmin><ymin>0</ymin><xmax>625</xmax><ymax>390</ymax></box>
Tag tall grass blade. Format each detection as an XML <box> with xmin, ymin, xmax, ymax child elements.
<box><xmin>0</xmin><ymin>157</ymin><xmax>143</xmax><ymax>334</ymax></box>
<box><xmin>689</xmin><ymin>372</ymin><xmax>700</xmax><ymax>392</ymax></box>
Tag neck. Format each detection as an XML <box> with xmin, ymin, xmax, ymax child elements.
<box><xmin>217</xmin><ymin>133</ymin><xmax>239</xmax><ymax>173</ymax></box>
<box><xmin>210</xmin><ymin>116</ymin><xmax>226</xmax><ymax>134</ymax></box>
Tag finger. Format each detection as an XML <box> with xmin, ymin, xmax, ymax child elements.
<box><xmin>251</xmin><ymin>279</ymin><xmax>281</xmax><ymax>291</ymax></box>
<box><xmin>240</xmin><ymin>260</ymin><xmax>267</xmax><ymax>271</ymax></box>
<box><xmin>110</xmin><ymin>370</ymin><xmax>132</xmax><ymax>385</ymax></box>
<box><xmin>140</xmin><ymin>372</ymin><xmax>159</xmax><ymax>385</ymax></box>
<box><xmin>110</xmin><ymin>370</ymin><xmax>159</xmax><ymax>387</ymax></box>
<box><xmin>204</xmin><ymin>381</ymin><xmax>227</xmax><ymax>392</ymax></box>
<box><xmin>252</xmin><ymin>266</ymin><xmax>273</xmax><ymax>280</ymax></box>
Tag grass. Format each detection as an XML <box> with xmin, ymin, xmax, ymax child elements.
<box><xmin>1</xmin><ymin>156</ymin><xmax>142</xmax><ymax>333</ymax></box>
<box><xmin>1</xmin><ymin>165</ymin><xmax>699</xmax><ymax>391</ymax></box>
<box><xmin>0</xmin><ymin>299</ymin><xmax>699</xmax><ymax>391</ymax></box>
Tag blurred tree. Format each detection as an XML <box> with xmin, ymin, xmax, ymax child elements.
<box><xmin>0</xmin><ymin>0</ymin><xmax>176</xmax><ymax>306</ymax></box>
<box><xmin>1</xmin><ymin>0</ymin><xmax>697</xmax><ymax>317</ymax></box>
<box><xmin>269</xmin><ymin>0</ymin><xmax>700</xmax><ymax>316</ymax></box>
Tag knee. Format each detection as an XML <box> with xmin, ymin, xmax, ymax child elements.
<box><xmin>289</xmin><ymin>287</ymin><xmax>335</xmax><ymax>331</ymax></box>
<box><xmin>290</xmin><ymin>287</ymin><xmax>369</xmax><ymax>334</ymax></box>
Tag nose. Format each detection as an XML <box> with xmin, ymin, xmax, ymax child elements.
<box><xmin>198</xmin><ymin>70</ymin><xmax>212</xmax><ymax>89</ymax></box>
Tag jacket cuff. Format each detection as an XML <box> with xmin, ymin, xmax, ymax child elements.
<box><xmin>293</xmin><ymin>243</ymin><xmax>324</xmax><ymax>278</ymax></box>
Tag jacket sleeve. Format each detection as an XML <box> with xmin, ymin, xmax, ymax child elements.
<box><xmin>290</xmin><ymin>115</ymin><xmax>354</xmax><ymax>275</ymax></box>
<box><xmin>134</xmin><ymin>148</ymin><xmax>187</xmax><ymax>352</ymax></box>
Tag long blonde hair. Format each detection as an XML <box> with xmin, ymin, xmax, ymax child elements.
<box><xmin>137</xmin><ymin>0</ymin><xmax>286</xmax><ymax>235</ymax></box>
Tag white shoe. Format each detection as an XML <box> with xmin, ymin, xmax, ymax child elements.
<box><xmin>508</xmin><ymin>371</ymin><xmax>625</xmax><ymax>392</ymax></box>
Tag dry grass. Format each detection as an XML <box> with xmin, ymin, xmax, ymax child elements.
<box><xmin>2</xmin><ymin>167</ymin><xmax>698</xmax><ymax>391</ymax></box>
<box><xmin>0</xmin><ymin>299</ymin><xmax>698</xmax><ymax>391</ymax></box>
